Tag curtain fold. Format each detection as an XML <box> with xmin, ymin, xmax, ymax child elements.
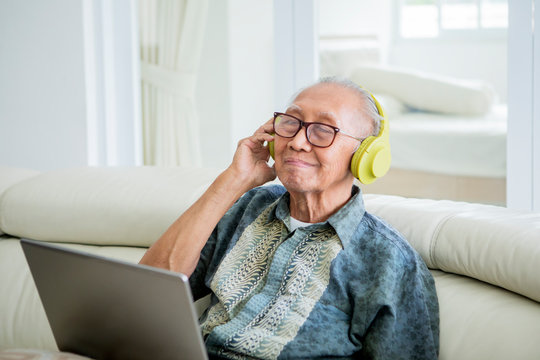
<box><xmin>139</xmin><ymin>0</ymin><xmax>208</xmax><ymax>166</ymax></box>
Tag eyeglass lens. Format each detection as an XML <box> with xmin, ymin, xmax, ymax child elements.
<box><xmin>274</xmin><ymin>114</ymin><xmax>336</xmax><ymax>147</ymax></box>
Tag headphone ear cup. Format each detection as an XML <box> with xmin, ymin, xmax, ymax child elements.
<box><xmin>350</xmin><ymin>130</ymin><xmax>391</xmax><ymax>184</ymax></box>
<box><xmin>351</xmin><ymin>135</ymin><xmax>373</xmax><ymax>183</ymax></box>
<box><xmin>268</xmin><ymin>140</ymin><xmax>275</xmax><ymax>159</ymax></box>
<box><xmin>350</xmin><ymin>90</ymin><xmax>391</xmax><ymax>184</ymax></box>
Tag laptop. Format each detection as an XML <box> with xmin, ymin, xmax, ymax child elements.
<box><xmin>20</xmin><ymin>238</ymin><xmax>209</xmax><ymax>360</ymax></box>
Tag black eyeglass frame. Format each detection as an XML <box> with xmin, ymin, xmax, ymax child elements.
<box><xmin>273</xmin><ymin>112</ymin><xmax>364</xmax><ymax>148</ymax></box>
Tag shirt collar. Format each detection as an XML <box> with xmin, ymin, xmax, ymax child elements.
<box><xmin>269</xmin><ymin>185</ymin><xmax>366</xmax><ymax>249</ymax></box>
<box><xmin>326</xmin><ymin>185</ymin><xmax>365</xmax><ymax>249</ymax></box>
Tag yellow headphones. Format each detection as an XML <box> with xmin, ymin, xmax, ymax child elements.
<box><xmin>350</xmin><ymin>92</ymin><xmax>391</xmax><ymax>184</ymax></box>
<box><xmin>268</xmin><ymin>90</ymin><xmax>391</xmax><ymax>184</ymax></box>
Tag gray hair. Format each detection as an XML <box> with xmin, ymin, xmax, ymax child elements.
<box><xmin>288</xmin><ymin>76</ymin><xmax>382</xmax><ymax>137</ymax></box>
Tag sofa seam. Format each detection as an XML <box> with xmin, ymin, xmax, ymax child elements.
<box><xmin>429</xmin><ymin>213</ymin><xmax>458</xmax><ymax>269</ymax></box>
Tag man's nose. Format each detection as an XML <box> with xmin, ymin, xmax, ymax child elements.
<box><xmin>288</xmin><ymin>126</ymin><xmax>312</xmax><ymax>151</ymax></box>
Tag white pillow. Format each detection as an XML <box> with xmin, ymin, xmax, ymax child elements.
<box><xmin>351</xmin><ymin>65</ymin><xmax>496</xmax><ymax>116</ymax></box>
<box><xmin>372</xmin><ymin>93</ymin><xmax>408</xmax><ymax>119</ymax></box>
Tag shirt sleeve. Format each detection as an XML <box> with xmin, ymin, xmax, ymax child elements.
<box><xmin>189</xmin><ymin>226</ymin><xmax>219</xmax><ymax>301</ymax></box>
<box><xmin>357</xmin><ymin>255</ymin><xmax>439</xmax><ymax>360</ymax></box>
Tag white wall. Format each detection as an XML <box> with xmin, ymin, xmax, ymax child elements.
<box><xmin>196</xmin><ymin>0</ymin><xmax>274</xmax><ymax>168</ymax></box>
<box><xmin>319</xmin><ymin>0</ymin><xmax>391</xmax><ymax>62</ymax></box>
<box><xmin>319</xmin><ymin>0</ymin><xmax>389</xmax><ymax>36</ymax></box>
<box><xmin>506</xmin><ymin>1</ymin><xmax>540</xmax><ymax>211</ymax></box>
<box><xmin>274</xmin><ymin>0</ymin><xmax>319</xmax><ymax>111</ymax></box>
<box><xmin>0</xmin><ymin>0</ymin><xmax>276</xmax><ymax>172</ymax></box>
<box><xmin>85</xmin><ymin>0</ymin><xmax>141</xmax><ymax>167</ymax></box>
<box><xmin>195</xmin><ymin>0</ymin><xmax>232</xmax><ymax>169</ymax></box>
<box><xmin>0</xmin><ymin>0</ymin><xmax>141</xmax><ymax>171</ymax></box>
<box><xmin>227</xmin><ymin>0</ymin><xmax>274</xmax><ymax>157</ymax></box>
<box><xmin>0</xmin><ymin>0</ymin><xmax>89</xmax><ymax>171</ymax></box>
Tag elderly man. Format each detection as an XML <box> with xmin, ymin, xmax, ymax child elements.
<box><xmin>140</xmin><ymin>78</ymin><xmax>439</xmax><ymax>359</ymax></box>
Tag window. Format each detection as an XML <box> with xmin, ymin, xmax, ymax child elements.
<box><xmin>399</xmin><ymin>0</ymin><xmax>508</xmax><ymax>38</ymax></box>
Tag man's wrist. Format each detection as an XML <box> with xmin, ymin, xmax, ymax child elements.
<box><xmin>215</xmin><ymin>167</ymin><xmax>254</xmax><ymax>200</ymax></box>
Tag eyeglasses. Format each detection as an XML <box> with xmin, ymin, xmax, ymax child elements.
<box><xmin>273</xmin><ymin>112</ymin><xmax>364</xmax><ymax>148</ymax></box>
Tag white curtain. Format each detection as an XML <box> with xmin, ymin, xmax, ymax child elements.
<box><xmin>139</xmin><ymin>0</ymin><xmax>208</xmax><ymax>166</ymax></box>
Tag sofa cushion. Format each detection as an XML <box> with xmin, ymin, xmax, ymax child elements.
<box><xmin>0</xmin><ymin>167</ymin><xmax>221</xmax><ymax>247</ymax></box>
<box><xmin>364</xmin><ymin>194</ymin><xmax>540</xmax><ymax>303</ymax></box>
<box><xmin>0</xmin><ymin>237</ymin><xmax>57</xmax><ymax>351</ymax></box>
<box><xmin>433</xmin><ymin>270</ymin><xmax>540</xmax><ymax>360</ymax></box>
<box><xmin>435</xmin><ymin>208</ymin><xmax>540</xmax><ymax>302</ymax></box>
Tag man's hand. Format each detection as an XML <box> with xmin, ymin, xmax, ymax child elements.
<box><xmin>139</xmin><ymin>118</ymin><xmax>278</xmax><ymax>276</ymax></box>
<box><xmin>228</xmin><ymin>118</ymin><xmax>276</xmax><ymax>190</ymax></box>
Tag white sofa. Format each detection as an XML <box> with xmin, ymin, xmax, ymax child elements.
<box><xmin>1</xmin><ymin>166</ymin><xmax>539</xmax><ymax>360</ymax></box>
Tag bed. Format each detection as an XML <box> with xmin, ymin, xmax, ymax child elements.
<box><xmin>346</xmin><ymin>65</ymin><xmax>507</xmax><ymax>205</ymax></box>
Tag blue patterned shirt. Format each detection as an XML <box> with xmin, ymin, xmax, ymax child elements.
<box><xmin>189</xmin><ymin>185</ymin><xmax>439</xmax><ymax>359</ymax></box>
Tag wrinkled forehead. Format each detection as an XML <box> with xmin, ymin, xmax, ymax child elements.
<box><xmin>289</xmin><ymin>83</ymin><xmax>366</xmax><ymax>119</ymax></box>
<box><xmin>292</xmin><ymin>82</ymin><xmax>364</xmax><ymax>106</ymax></box>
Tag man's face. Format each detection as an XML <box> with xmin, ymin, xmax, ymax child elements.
<box><xmin>274</xmin><ymin>83</ymin><xmax>371</xmax><ymax>195</ymax></box>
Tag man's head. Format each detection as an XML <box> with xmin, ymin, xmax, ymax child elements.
<box><xmin>287</xmin><ymin>77</ymin><xmax>382</xmax><ymax>139</ymax></box>
<box><xmin>273</xmin><ymin>78</ymin><xmax>382</xmax><ymax>195</ymax></box>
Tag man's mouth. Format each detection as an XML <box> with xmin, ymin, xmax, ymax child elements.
<box><xmin>283</xmin><ymin>158</ymin><xmax>315</xmax><ymax>168</ymax></box>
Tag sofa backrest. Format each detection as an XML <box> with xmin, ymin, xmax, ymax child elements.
<box><xmin>0</xmin><ymin>167</ymin><xmax>40</xmax><ymax>236</ymax></box>
<box><xmin>0</xmin><ymin>166</ymin><xmax>221</xmax><ymax>247</ymax></box>
<box><xmin>1</xmin><ymin>166</ymin><xmax>539</xmax><ymax>302</ymax></box>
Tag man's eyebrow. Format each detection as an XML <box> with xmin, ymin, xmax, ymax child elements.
<box><xmin>318</xmin><ymin>111</ymin><xmax>336</xmax><ymax>120</ymax></box>
<box><xmin>284</xmin><ymin>107</ymin><xmax>338</xmax><ymax>124</ymax></box>
<box><xmin>286</xmin><ymin>104</ymin><xmax>303</xmax><ymax>114</ymax></box>
<box><xmin>316</xmin><ymin>111</ymin><xmax>339</xmax><ymax>125</ymax></box>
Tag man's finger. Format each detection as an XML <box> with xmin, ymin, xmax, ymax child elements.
<box><xmin>254</xmin><ymin>118</ymin><xmax>275</xmax><ymax>136</ymax></box>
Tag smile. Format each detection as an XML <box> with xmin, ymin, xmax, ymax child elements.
<box><xmin>283</xmin><ymin>158</ymin><xmax>315</xmax><ymax>168</ymax></box>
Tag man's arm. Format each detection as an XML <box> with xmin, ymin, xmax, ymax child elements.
<box><xmin>139</xmin><ymin>121</ymin><xmax>275</xmax><ymax>277</ymax></box>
